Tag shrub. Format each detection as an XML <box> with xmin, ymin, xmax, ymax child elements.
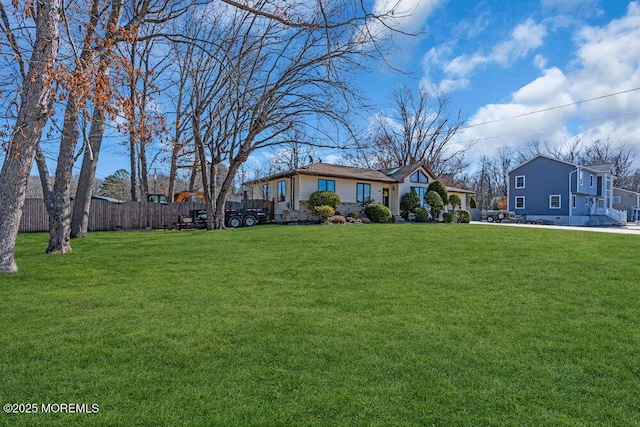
<box><xmin>413</xmin><ymin>207</ymin><xmax>428</xmax><ymax>222</ymax></box>
<box><xmin>469</xmin><ymin>197</ymin><xmax>477</xmax><ymax>209</ymax></box>
<box><xmin>427</xmin><ymin>180</ymin><xmax>448</xmax><ymax>207</ymax></box>
<box><xmin>455</xmin><ymin>210</ymin><xmax>471</xmax><ymax>223</ymax></box>
<box><xmin>347</xmin><ymin>211</ymin><xmax>358</xmax><ymax>219</ymax></box>
<box><xmin>309</xmin><ymin>191</ymin><xmax>340</xmax><ymax>209</ymax></box>
<box><xmin>314</xmin><ymin>205</ymin><xmax>335</xmax><ymax>222</ymax></box>
<box><xmin>425</xmin><ymin>190</ymin><xmax>444</xmax><ymax>221</ymax></box>
<box><xmin>364</xmin><ymin>203</ymin><xmax>393</xmax><ymax>223</ymax></box>
<box><xmin>443</xmin><ymin>212</ymin><xmax>454</xmax><ymax>223</ymax></box>
<box><xmin>400</xmin><ymin>192</ymin><xmax>420</xmax><ymax>219</ymax></box>
<box><xmin>448</xmin><ymin>194</ymin><xmax>461</xmax><ymax>211</ymax></box>
<box><xmin>329</xmin><ymin>215</ymin><xmax>346</xmax><ymax>224</ymax></box>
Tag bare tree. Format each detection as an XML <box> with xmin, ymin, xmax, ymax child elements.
<box><xmin>348</xmin><ymin>85</ymin><xmax>468</xmax><ymax>176</ymax></box>
<box><xmin>0</xmin><ymin>0</ymin><xmax>61</xmax><ymax>273</ymax></box>
<box><xmin>268</xmin><ymin>129</ymin><xmax>316</xmax><ymax>172</ymax></box>
<box><xmin>182</xmin><ymin>0</ymin><xmax>402</xmax><ymax>229</ymax></box>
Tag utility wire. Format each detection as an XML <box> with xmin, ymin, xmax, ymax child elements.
<box><xmin>461</xmin><ymin>87</ymin><xmax>640</xmax><ymax>130</ymax></box>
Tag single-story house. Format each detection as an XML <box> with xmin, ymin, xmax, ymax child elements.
<box><xmin>507</xmin><ymin>155</ymin><xmax>627</xmax><ymax>226</ymax></box>
<box><xmin>243</xmin><ymin>162</ymin><xmax>474</xmax><ymax>222</ymax></box>
<box><xmin>613</xmin><ymin>187</ymin><xmax>640</xmax><ymax>221</ymax></box>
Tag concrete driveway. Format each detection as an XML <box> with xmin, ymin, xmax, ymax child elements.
<box><xmin>470</xmin><ymin>221</ymin><xmax>640</xmax><ymax>235</ymax></box>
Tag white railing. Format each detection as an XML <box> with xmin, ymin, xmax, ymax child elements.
<box><xmin>591</xmin><ymin>207</ymin><xmax>627</xmax><ymax>224</ymax></box>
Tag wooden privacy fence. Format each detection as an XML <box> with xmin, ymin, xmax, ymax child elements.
<box><xmin>19</xmin><ymin>199</ymin><xmax>274</xmax><ymax>233</ymax></box>
<box><xmin>19</xmin><ymin>199</ymin><xmax>201</xmax><ymax>232</ymax></box>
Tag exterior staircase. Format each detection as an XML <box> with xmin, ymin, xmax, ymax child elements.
<box><xmin>589</xmin><ymin>207</ymin><xmax>627</xmax><ymax>226</ymax></box>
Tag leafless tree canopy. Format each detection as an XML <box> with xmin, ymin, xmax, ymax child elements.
<box><xmin>346</xmin><ymin>85</ymin><xmax>468</xmax><ymax>176</ymax></box>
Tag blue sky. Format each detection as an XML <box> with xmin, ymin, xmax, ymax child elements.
<box><xmin>315</xmin><ymin>0</ymin><xmax>640</xmax><ymax>169</ymax></box>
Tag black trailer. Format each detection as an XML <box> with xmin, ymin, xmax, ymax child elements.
<box><xmin>183</xmin><ymin>208</ymin><xmax>269</xmax><ymax>228</ymax></box>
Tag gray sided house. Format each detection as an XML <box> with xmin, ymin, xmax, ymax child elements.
<box><xmin>507</xmin><ymin>155</ymin><xmax>626</xmax><ymax>226</ymax></box>
<box><xmin>613</xmin><ymin>187</ymin><xmax>640</xmax><ymax>221</ymax></box>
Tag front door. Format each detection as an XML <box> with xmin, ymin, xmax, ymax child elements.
<box><xmin>382</xmin><ymin>188</ymin><xmax>389</xmax><ymax>207</ymax></box>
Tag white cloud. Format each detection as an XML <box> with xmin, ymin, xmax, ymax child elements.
<box><xmin>372</xmin><ymin>0</ymin><xmax>444</xmax><ymax>34</ymax></box>
<box><xmin>362</xmin><ymin>0</ymin><xmax>445</xmax><ymax>43</ymax></box>
<box><xmin>460</xmin><ymin>67</ymin><xmax>574</xmax><ymax>153</ymax></box>
<box><xmin>533</xmin><ymin>54</ymin><xmax>548</xmax><ymax>69</ymax></box>
<box><xmin>437</xmin><ymin>18</ymin><xmax>548</xmax><ymax>82</ymax></box>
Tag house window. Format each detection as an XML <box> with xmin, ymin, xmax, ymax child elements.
<box><xmin>515</xmin><ymin>175</ymin><xmax>525</xmax><ymax>189</ymax></box>
<box><xmin>579</xmin><ymin>171</ymin><xmax>583</xmax><ymax>186</ymax></box>
<box><xmin>318</xmin><ymin>179</ymin><xmax>335</xmax><ymax>192</ymax></box>
<box><xmin>590</xmin><ymin>174</ymin><xmax>594</xmax><ymax>187</ymax></box>
<box><xmin>410</xmin><ymin>171</ymin><xmax>429</xmax><ymax>184</ymax></box>
<box><xmin>515</xmin><ymin>196</ymin><xmax>525</xmax><ymax>209</ymax></box>
<box><xmin>573</xmin><ymin>195</ymin><xmax>576</xmax><ymax>208</ymax></box>
<box><xmin>411</xmin><ymin>186</ymin><xmax>427</xmax><ymax>207</ymax></box>
<box><xmin>356</xmin><ymin>183</ymin><xmax>371</xmax><ymax>203</ymax></box>
<box><xmin>262</xmin><ymin>183</ymin><xmax>270</xmax><ymax>200</ymax></box>
<box><xmin>277</xmin><ymin>180</ymin><xmax>286</xmax><ymax>202</ymax></box>
<box><xmin>613</xmin><ymin>196</ymin><xmax>621</xmax><ymax>204</ymax></box>
<box><xmin>550</xmin><ymin>195</ymin><xmax>561</xmax><ymax>209</ymax></box>
<box><xmin>585</xmin><ymin>196</ymin><xmax>589</xmax><ymax>206</ymax></box>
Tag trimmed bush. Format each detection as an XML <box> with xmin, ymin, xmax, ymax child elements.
<box><xmin>455</xmin><ymin>210</ymin><xmax>471</xmax><ymax>223</ymax></box>
<box><xmin>425</xmin><ymin>190</ymin><xmax>444</xmax><ymax>221</ymax></box>
<box><xmin>427</xmin><ymin>180</ymin><xmax>448</xmax><ymax>207</ymax></box>
<box><xmin>448</xmin><ymin>194</ymin><xmax>461</xmax><ymax>210</ymax></box>
<box><xmin>364</xmin><ymin>203</ymin><xmax>393</xmax><ymax>223</ymax></box>
<box><xmin>347</xmin><ymin>211</ymin><xmax>358</xmax><ymax>219</ymax></box>
<box><xmin>400</xmin><ymin>192</ymin><xmax>421</xmax><ymax>219</ymax></box>
<box><xmin>443</xmin><ymin>212</ymin><xmax>454</xmax><ymax>223</ymax></box>
<box><xmin>330</xmin><ymin>215</ymin><xmax>346</xmax><ymax>224</ymax></box>
<box><xmin>413</xmin><ymin>207</ymin><xmax>428</xmax><ymax>222</ymax></box>
<box><xmin>314</xmin><ymin>205</ymin><xmax>335</xmax><ymax>222</ymax></box>
<box><xmin>309</xmin><ymin>191</ymin><xmax>341</xmax><ymax>209</ymax></box>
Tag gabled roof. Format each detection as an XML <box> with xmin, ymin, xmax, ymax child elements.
<box><xmin>508</xmin><ymin>154</ymin><xmax>615</xmax><ymax>175</ymax></box>
<box><xmin>379</xmin><ymin>162</ymin><xmax>437</xmax><ymax>181</ymax></box>
<box><xmin>244</xmin><ymin>162</ymin><xmax>396</xmax><ymax>184</ymax></box>
<box><xmin>584</xmin><ymin>163</ymin><xmax>614</xmax><ymax>173</ymax></box>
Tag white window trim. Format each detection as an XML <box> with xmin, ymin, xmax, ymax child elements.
<box><xmin>515</xmin><ymin>175</ymin><xmax>525</xmax><ymax>189</ymax></box>
<box><xmin>549</xmin><ymin>194</ymin><xmax>561</xmax><ymax>209</ymax></box>
<box><xmin>515</xmin><ymin>196</ymin><xmax>525</xmax><ymax>209</ymax></box>
<box><xmin>579</xmin><ymin>171</ymin><xmax>583</xmax><ymax>186</ymax></box>
<box><xmin>613</xmin><ymin>196</ymin><xmax>621</xmax><ymax>204</ymax></box>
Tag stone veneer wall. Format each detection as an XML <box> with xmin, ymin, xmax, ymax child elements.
<box><xmin>281</xmin><ymin>201</ymin><xmax>366</xmax><ymax>223</ymax></box>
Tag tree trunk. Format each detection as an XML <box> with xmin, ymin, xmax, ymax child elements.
<box><xmin>0</xmin><ymin>0</ymin><xmax>61</xmax><ymax>273</ymax></box>
<box><xmin>46</xmin><ymin>0</ymin><xmax>102</xmax><ymax>254</ymax></box>
<box><xmin>129</xmin><ymin>132</ymin><xmax>138</xmax><ymax>201</ymax></box>
<box><xmin>46</xmin><ymin>95</ymin><xmax>80</xmax><ymax>254</ymax></box>
<box><xmin>34</xmin><ymin>143</ymin><xmax>54</xmax><ymax>213</ymax></box>
<box><xmin>71</xmin><ymin>1</ymin><xmax>121</xmax><ymax>238</ymax></box>
<box><xmin>139</xmin><ymin>135</ymin><xmax>150</xmax><ymax>198</ymax></box>
<box><xmin>212</xmin><ymin>160</ymin><xmax>243</xmax><ymax>230</ymax></box>
<box><xmin>71</xmin><ymin>105</ymin><xmax>106</xmax><ymax>238</ymax></box>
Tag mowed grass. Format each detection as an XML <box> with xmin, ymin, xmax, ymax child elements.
<box><xmin>1</xmin><ymin>224</ymin><xmax>639</xmax><ymax>426</ymax></box>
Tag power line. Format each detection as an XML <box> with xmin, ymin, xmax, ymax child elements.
<box><xmin>461</xmin><ymin>87</ymin><xmax>640</xmax><ymax>130</ymax></box>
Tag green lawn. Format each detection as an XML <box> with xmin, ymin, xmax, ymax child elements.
<box><xmin>1</xmin><ymin>224</ymin><xmax>639</xmax><ymax>426</ymax></box>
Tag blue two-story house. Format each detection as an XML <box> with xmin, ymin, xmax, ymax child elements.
<box><xmin>507</xmin><ymin>155</ymin><xmax>626</xmax><ymax>226</ymax></box>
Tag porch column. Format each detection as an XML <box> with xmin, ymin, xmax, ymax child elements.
<box><xmin>609</xmin><ymin>176</ymin><xmax>613</xmax><ymax>210</ymax></box>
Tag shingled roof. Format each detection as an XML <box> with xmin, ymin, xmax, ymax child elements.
<box><xmin>244</xmin><ymin>162</ymin><xmax>396</xmax><ymax>184</ymax></box>
<box><xmin>379</xmin><ymin>162</ymin><xmax>437</xmax><ymax>181</ymax></box>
